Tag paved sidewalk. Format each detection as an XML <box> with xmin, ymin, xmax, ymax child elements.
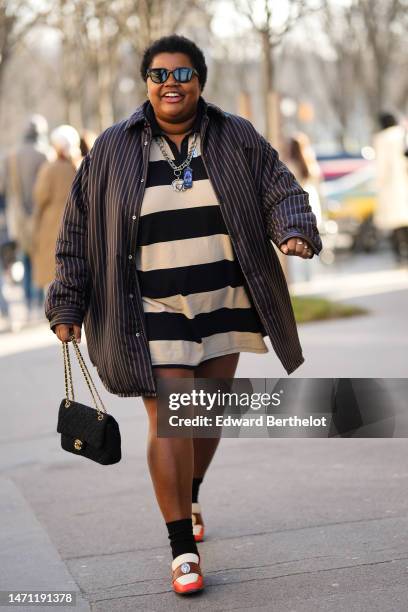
<box><xmin>2</xmin><ymin>339</ymin><xmax>408</xmax><ymax>610</ymax></box>
<box><xmin>1</xmin><ymin>256</ymin><xmax>407</xmax><ymax>610</ymax></box>
<box><xmin>0</xmin><ymin>477</ymin><xmax>90</xmax><ymax>611</ymax></box>
<box><xmin>237</xmin><ymin>286</ymin><xmax>407</xmax><ymax>379</ymax></box>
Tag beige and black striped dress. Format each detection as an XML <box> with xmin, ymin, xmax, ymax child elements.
<box><xmin>135</xmin><ymin>101</ymin><xmax>269</xmax><ymax>368</ymax></box>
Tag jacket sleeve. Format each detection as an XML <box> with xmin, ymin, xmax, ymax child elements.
<box><xmin>45</xmin><ymin>154</ymin><xmax>91</xmax><ymax>332</ymax></box>
<box><xmin>259</xmin><ymin>136</ymin><xmax>323</xmax><ymax>256</ymax></box>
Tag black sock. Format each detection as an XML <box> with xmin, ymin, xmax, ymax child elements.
<box><xmin>192</xmin><ymin>477</ymin><xmax>203</xmax><ymax>503</ymax></box>
<box><xmin>166</xmin><ymin>517</ymin><xmax>198</xmax><ymax>560</ymax></box>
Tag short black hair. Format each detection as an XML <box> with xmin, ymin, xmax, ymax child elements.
<box><xmin>378</xmin><ymin>112</ymin><xmax>397</xmax><ymax>130</ymax></box>
<box><xmin>140</xmin><ymin>34</ymin><xmax>207</xmax><ymax>91</ymax></box>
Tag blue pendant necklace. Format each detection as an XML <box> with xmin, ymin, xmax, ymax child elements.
<box><xmin>155</xmin><ymin>133</ymin><xmax>198</xmax><ymax>192</ymax></box>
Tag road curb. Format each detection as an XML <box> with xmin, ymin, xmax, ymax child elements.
<box><xmin>0</xmin><ymin>476</ymin><xmax>90</xmax><ymax>611</ymax></box>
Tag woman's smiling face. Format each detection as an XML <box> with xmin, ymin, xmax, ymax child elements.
<box><xmin>146</xmin><ymin>52</ymin><xmax>202</xmax><ymax>125</ymax></box>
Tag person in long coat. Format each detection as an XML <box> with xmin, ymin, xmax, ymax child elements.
<box><xmin>4</xmin><ymin>115</ymin><xmax>49</xmax><ymax>317</ymax></box>
<box><xmin>45</xmin><ymin>35</ymin><xmax>322</xmax><ymax>594</ymax></box>
<box><xmin>32</xmin><ymin>125</ymin><xmax>81</xmax><ymax>290</ymax></box>
<box><xmin>373</xmin><ymin>112</ymin><xmax>408</xmax><ymax>262</ymax></box>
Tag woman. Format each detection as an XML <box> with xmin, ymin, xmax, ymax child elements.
<box><xmin>46</xmin><ymin>35</ymin><xmax>322</xmax><ymax>595</ymax></box>
<box><xmin>373</xmin><ymin>112</ymin><xmax>408</xmax><ymax>262</ymax></box>
<box><xmin>285</xmin><ymin>132</ymin><xmax>323</xmax><ymax>228</ymax></box>
<box><xmin>32</xmin><ymin>125</ymin><xmax>81</xmax><ymax>292</ymax></box>
<box><xmin>285</xmin><ymin>132</ymin><xmax>323</xmax><ymax>281</ymax></box>
<box><xmin>0</xmin><ymin>191</ymin><xmax>12</xmax><ymax>332</ymax></box>
<box><xmin>4</xmin><ymin>115</ymin><xmax>49</xmax><ymax>320</ymax></box>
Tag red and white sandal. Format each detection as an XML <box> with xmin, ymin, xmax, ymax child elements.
<box><xmin>171</xmin><ymin>552</ymin><xmax>204</xmax><ymax>595</ymax></box>
<box><xmin>192</xmin><ymin>502</ymin><xmax>205</xmax><ymax>542</ymax></box>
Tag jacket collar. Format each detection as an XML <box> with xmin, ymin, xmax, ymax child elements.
<box><xmin>124</xmin><ymin>95</ymin><xmax>227</xmax><ymax>131</ymax></box>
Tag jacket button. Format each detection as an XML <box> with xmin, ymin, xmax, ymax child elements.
<box><xmin>128</xmin><ymin>254</ymin><xmax>133</xmax><ymax>260</ymax></box>
<box><xmin>136</xmin><ymin>332</ymin><xmax>141</xmax><ymax>337</ymax></box>
<box><xmin>144</xmin><ymin>141</ymin><xmax>148</xmax><ymax>146</ymax></box>
<box><xmin>129</xmin><ymin>293</ymin><xmax>134</xmax><ymax>299</ymax></box>
<box><xmin>132</xmin><ymin>215</ymin><xmax>136</xmax><ymax>220</ymax></box>
<box><xmin>140</xmin><ymin>178</ymin><xmax>144</xmax><ymax>183</ymax></box>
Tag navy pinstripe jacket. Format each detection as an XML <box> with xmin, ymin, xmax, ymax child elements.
<box><xmin>45</xmin><ymin>96</ymin><xmax>323</xmax><ymax>397</ymax></box>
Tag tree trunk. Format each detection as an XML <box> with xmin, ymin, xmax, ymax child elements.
<box><xmin>237</xmin><ymin>91</ymin><xmax>252</xmax><ymax>120</ymax></box>
<box><xmin>260</xmin><ymin>29</ymin><xmax>288</xmax><ymax>281</ymax></box>
<box><xmin>96</xmin><ymin>15</ymin><xmax>114</xmax><ymax>131</ymax></box>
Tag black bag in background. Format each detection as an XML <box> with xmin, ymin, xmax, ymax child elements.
<box><xmin>0</xmin><ymin>239</ymin><xmax>17</xmax><ymax>268</ymax></box>
<box><xmin>0</xmin><ymin>192</ymin><xmax>17</xmax><ymax>269</ymax></box>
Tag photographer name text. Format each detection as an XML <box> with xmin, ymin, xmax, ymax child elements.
<box><xmin>168</xmin><ymin>415</ymin><xmax>328</xmax><ymax>428</ymax></box>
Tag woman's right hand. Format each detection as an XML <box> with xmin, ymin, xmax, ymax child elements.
<box><xmin>55</xmin><ymin>324</ymin><xmax>82</xmax><ymax>343</ymax></box>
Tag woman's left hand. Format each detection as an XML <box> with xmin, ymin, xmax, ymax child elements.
<box><xmin>279</xmin><ymin>238</ymin><xmax>313</xmax><ymax>258</ymax></box>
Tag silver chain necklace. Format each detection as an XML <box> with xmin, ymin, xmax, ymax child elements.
<box><xmin>154</xmin><ymin>132</ymin><xmax>198</xmax><ymax>192</ymax></box>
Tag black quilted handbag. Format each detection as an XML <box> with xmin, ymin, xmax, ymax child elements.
<box><xmin>57</xmin><ymin>334</ymin><xmax>121</xmax><ymax>464</ymax></box>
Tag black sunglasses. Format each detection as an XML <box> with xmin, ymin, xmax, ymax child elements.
<box><xmin>146</xmin><ymin>67</ymin><xmax>199</xmax><ymax>84</ymax></box>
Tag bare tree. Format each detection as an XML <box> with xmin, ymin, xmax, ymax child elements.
<box><xmin>233</xmin><ymin>0</ymin><xmax>320</xmax><ymax>144</ymax></box>
<box><xmin>82</xmin><ymin>1</ymin><xmax>121</xmax><ymax>130</ymax></box>
<box><xmin>317</xmin><ymin>0</ymin><xmax>361</xmax><ymax>148</ymax></box>
<box><xmin>0</xmin><ymin>1</ymin><xmax>49</xmax><ymax>97</ymax></box>
<box><xmin>46</xmin><ymin>1</ymin><xmax>84</xmax><ymax>127</ymax></box>
<box><xmin>354</xmin><ymin>0</ymin><xmax>407</xmax><ymax>124</ymax></box>
<box><xmin>44</xmin><ymin>0</ymin><xmax>208</xmax><ymax>131</ymax></box>
<box><xmin>124</xmin><ymin>0</ymin><xmax>206</xmax><ymax>50</ymax></box>
<box><xmin>231</xmin><ymin>0</ymin><xmax>321</xmax><ymax>281</ymax></box>
<box><xmin>317</xmin><ymin>0</ymin><xmax>407</xmax><ymax>134</ymax></box>
<box><xmin>46</xmin><ymin>0</ymin><xmax>127</xmax><ymax>130</ymax></box>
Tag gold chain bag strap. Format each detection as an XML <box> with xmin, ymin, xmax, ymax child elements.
<box><xmin>57</xmin><ymin>334</ymin><xmax>121</xmax><ymax>464</ymax></box>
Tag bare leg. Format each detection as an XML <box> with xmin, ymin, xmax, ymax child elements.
<box><xmin>142</xmin><ymin>353</ymin><xmax>240</xmax><ymax>521</ymax></box>
<box><xmin>193</xmin><ymin>353</ymin><xmax>240</xmax><ymax>478</ymax></box>
<box><xmin>142</xmin><ymin>367</ymin><xmax>194</xmax><ymax>523</ymax></box>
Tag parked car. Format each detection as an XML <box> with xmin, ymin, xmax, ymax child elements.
<box><xmin>318</xmin><ymin>154</ymin><xmax>379</xmax><ymax>253</ymax></box>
